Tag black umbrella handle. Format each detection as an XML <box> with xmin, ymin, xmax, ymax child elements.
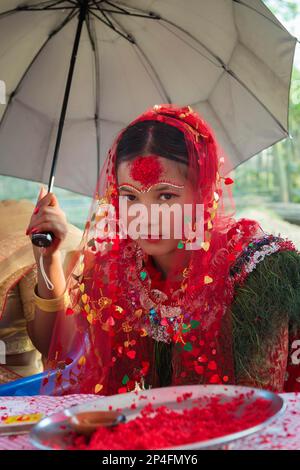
<box><xmin>31</xmin><ymin>178</ymin><xmax>56</xmax><ymax>248</ymax></box>
<box><xmin>31</xmin><ymin>231</ymin><xmax>55</xmax><ymax>248</ymax></box>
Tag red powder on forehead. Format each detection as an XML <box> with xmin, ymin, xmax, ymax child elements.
<box><xmin>129</xmin><ymin>155</ymin><xmax>163</xmax><ymax>187</ymax></box>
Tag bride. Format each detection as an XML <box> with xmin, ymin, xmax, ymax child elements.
<box><xmin>26</xmin><ymin>104</ymin><xmax>300</xmax><ymax>395</ymax></box>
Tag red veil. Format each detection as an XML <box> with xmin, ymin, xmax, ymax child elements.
<box><xmin>42</xmin><ymin>104</ymin><xmax>266</xmax><ymax>396</ymax></box>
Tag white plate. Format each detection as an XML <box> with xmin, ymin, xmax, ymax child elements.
<box><xmin>30</xmin><ymin>384</ymin><xmax>285</xmax><ymax>450</ymax></box>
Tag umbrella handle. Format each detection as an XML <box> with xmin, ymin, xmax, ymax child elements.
<box><xmin>31</xmin><ymin>231</ymin><xmax>55</xmax><ymax>248</ymax></box>
<box><xmin>31</xmin><ymin>173</ymin><xmax>56</xmax><ymax>247</ymax></box>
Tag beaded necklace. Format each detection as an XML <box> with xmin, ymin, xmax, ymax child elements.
<box><xmin>130</xmin><ymin>245</ymin><xmax>196</xmax><ymax>343</ymax></box>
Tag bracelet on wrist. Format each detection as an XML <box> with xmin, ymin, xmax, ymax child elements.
<box><xmin>33</xmin><ymin>284</ymin><xmax>70</xmax><ymax>313</ymax></box>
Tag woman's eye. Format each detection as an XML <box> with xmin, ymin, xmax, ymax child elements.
<box><xmin>120</xmin><ymin>194</ymin><xmax>136</xmax><ymax>201</ymax></box>
<box><xmin>160</xmin><ymin>193</ymin><xmax>178</xmax><ymax>201</ymax></box>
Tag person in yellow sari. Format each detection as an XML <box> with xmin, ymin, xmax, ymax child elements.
<box><xmin>0</xmin><ymin>198</ymin><xmax>82</xmax><ymax>383</ymax></box>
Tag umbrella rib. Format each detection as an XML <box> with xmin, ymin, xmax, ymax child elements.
<box><xmin>226</xmin><ymin>68</ymin><xmax>289</xmax><ymax>135</ymax></box>
<box><xmin>203</xmin><ymin>99</ymin><xmax>242</xmax><ymax>167</ymax></box>
<box><xmin>28</xmin><ymin>0</ymin><xmax>68</xmax><ymax>7</ymax></box>
<box><xmin>96</xmin><ymin>8</ymin><xmax>117</xmax><ymax>31</ymax></box>
<box><xmin>0</xmin><ymin>8</ymin><xmax>22</xmax><ymax>19</ymax></box>
<box><xmin>90</xmin><ymin>7</ymin><xmax>160</xmax><ymax>20</ymax></box>
<box><xmin>97</xmin><ymin>0</ymin><xmax>128</xmax><ymax>15</ymax></box>
<box><xmin>90</xmin><ymin>1</ymin><xmax>160</xmax><ymax>20</ymax></box>
<box><xmin>86</xmin><ymin>11</ymin><xmax>101</xmax><ymax>181</ymax></box>
<box><xmin>158</xmin><ymin>21</ymin><xmax>222</xmax><ymax>68</ymax></box>
<box><xmin>5</xmin><ymin>0</ymin><xmax>73</xmax><ymax>13</ymax></box>
<box><xmin>89</xmin><ymin>9</ymin><xmax>133</xmax><ymax>43</ymax></box>
<box><xmin>0</xmin><ymin>8</ymin><xmax>77</xmax><ymax>128</ymax></box>
<box><xmin>107</xmin><ymin>12</ymin><xmax>171</xmax><ymax>103</ymax></box>
<box><xmin>91</xmin><ymin>0</ymin><xmax>114</xmax><ymax>29</ymax></box>
<box><xmin>16</xmin><ymin>0</ymin><xmax>66</xmax><ymax>9</ymax></box>
<box><xmin>160</xmin><ymin>19</ymin><xmax>226</xmax><ymax>67</ymax></box>
<box><xmin>31</xmin><ymin>0</ymin><xmax>69</xmax><ymax>8</ymax></box>
<box><xmin>16</xmin><ymin>7</ymin><xmax>75</xmax><ymax>10</ymax></box>
<box><xmin>128</xmin><ymin>45</ymin><xmax>172</xmax><ymax>104</ymax></box>
<box><xmin>90</xmin><ymin>8</ymin><xmax>159</xmax><ymax>20</ymax></box>
<box><xmin>0</xmin><ymin>0</ymin><xmax>69</xmax><ymax>19</ymax></box>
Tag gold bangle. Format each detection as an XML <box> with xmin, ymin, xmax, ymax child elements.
<box><xmin>33</xmin><ymin>284</ymin><xmax>69</xmax><ymax>313</ymax></box>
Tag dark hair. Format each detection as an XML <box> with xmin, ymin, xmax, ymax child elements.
<box><xmin>115</xmin><ymin>120</ymin><xmax>188</xmax><ymax>167</ymax></box>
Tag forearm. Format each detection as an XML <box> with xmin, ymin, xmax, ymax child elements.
<box><xmin>36</xmin><ymin>248</ymin><xmax>66</xmax><ymax>298</ymax></box>
<box><xmin>27</xmin><ymin>249</ymin><xmax>66</xmax><ymax>356</ymax></box>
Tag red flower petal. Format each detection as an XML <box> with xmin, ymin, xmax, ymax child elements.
<box><xmin>195</xmin><ymin>365</ymin><xmax>204</xmax><ymax>375</ymax></box>
<box><xmin>127</xmin><ymin>350</ymin><xmax>136</xmax><ymax>360</ymax></box>
<box><xmin>224</xmin><ymin>177</ymin><xmax>234</xmax><ymax>185</ymax></box>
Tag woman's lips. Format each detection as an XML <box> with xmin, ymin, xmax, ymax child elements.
<box><xmin>144</xmin><ymin>238</ymin><xmax>162</xmax><ymax>243</ymax></box>
<box><xmin>140</xmin><ymin>234</ymin><xmax>166</xmax><ymax>242</ymax></box>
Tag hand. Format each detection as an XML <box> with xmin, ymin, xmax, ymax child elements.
<box><xmin>26</xmin><ymin>186</ymin><xmax>68</xmax><ymax>258</ymax></box>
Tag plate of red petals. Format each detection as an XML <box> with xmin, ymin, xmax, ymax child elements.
<box><xmin>30</xmin><ymin>385</ymin><xmax>285</xmax><ymax>450</ymax></box>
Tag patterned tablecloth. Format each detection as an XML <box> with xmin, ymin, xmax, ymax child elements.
<box><xmin>0</xmin><ymin>393</ymin><xmax>299</xmax><ymax>450</ymax></box>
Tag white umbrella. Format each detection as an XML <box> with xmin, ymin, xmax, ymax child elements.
<box><xmin>0</xmin><ymin>0</ymin><xmax>297</xmax><ymax>197</ymax></box>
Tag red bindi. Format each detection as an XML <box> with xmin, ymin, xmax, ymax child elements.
<box><xmin>129</xmin><ymin>156</ymin><xmax>163</xmax><ymax>188</ymax></box>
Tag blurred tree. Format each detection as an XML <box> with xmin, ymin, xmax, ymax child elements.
<box><xmin>234</xmin><ymin>1</ymin><xmax>300</xmax><ymax>210</ymax></box>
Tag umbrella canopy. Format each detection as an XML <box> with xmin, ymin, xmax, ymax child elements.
<box><xmin>0</xmin><ymin>0</ymin><xmax>297</xmax><ymax>196</ymax></box>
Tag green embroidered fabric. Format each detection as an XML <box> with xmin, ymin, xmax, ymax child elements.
<box><xmin>231</xmin><ymin>248</ymin><xmax>300</xmax><ymax>388</ymax></box>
